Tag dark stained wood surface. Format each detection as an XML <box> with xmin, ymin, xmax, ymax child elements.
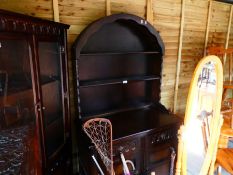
<box><xmin>0</xmin><ymin>9</ymin><xmax>71</xmax><ymax>175</ymax></box>
<box><xmin>81</xmin><ymin>103</ymin><xmax>179</xmax><ymax>140</ymax></box>
<box><xmin>79</xmin><ymin>106</ymin><xmax>180</xmax><ymax>175</ymax></box>
<box><xmin>109</xmin><ymin>104</ymin><xmax>179</xmax><ymax>140</ymax></box>
<box><xmin>74</xmin><ymin>13</ymin><xmax>180</xmax><ymax>175</ymax></box>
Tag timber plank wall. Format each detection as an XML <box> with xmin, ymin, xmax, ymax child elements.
<box><xmin>1</xmin><ymin>0</ymin><xmax>232</xmax><ymax>116</ymax></box>
<box><xmin>1</xmin><ymin>0</ymin><xmax>233</xmax><ymax>171</ymax></box>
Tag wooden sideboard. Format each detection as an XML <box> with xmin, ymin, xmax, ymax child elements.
<box><xmin>73</xmin><ymin>13</ymin><xmax>181</xmax><ymax>175</ymax></box>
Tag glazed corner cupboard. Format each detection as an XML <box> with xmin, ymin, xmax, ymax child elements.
<box><xmin>0</xmin><ymin>10</ymin><xmax>71</xmax><ymax>174</ymax></box>
<box><xmin>74</xmin><ymin>14</ymin><xmax>181</xmax><ymax>175</ymax></box>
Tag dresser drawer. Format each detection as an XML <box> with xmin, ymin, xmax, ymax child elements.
<box><xmin>113</xmin><ymin>138</ymin><xmax>141</xmax><ymax>156</ymax></box>
<box><xmin>147</xmin><ymin>143</ymin><xmax>174</xmax><ymax>165</ymax></box>
<box><xmin>145</xmin><ymin>127</ymin><xmax>178</xmax><ymax>171</ymax></box>
<box><xmin>146</xmin><ymin>160</ymin><xmax>171</xmax><ymax>175</ymax></box>
<box><xmin>113</xmin><ymin>138</ymin><xmax>141</xmax><ymax>175</ymax></box>
<box><xmin>147</xmin><ymin>127</ymin><xmax>177</xmax><ymax>146</ymax></box>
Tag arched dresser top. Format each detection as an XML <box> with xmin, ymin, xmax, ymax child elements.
<box><xmin>73</xmin><ymin>13</ymin><xmax>165</xmax><ymax>59</ymax></box>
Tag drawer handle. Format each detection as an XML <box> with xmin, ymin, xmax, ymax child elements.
<box><xmin>152</xmin><ymin>138</ymin><xmax>160</xmax><ymax>144</ymax></box>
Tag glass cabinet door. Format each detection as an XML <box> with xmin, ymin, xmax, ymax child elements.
<box><xmin>0</xmin><ymin>38</ymin><xmax>37</xmax><ymax>174</ymax></box>
<box><xmin>38</xmin><ymin>41</ymin><xmax>65</xmax><ymax>159</ymax></box>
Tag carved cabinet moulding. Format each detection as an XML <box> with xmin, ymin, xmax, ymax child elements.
<box><xmin>0</xmin><ymin>10</ymin><xmax>68</xmax><ymax>35</ymax></box>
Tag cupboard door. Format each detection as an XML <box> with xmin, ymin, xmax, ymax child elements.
<box><xmin>113</xmin><ymin>138</ymin><xmax>141</xmax><ymax>175</ymax></box>
<box><xmin>145</xmin><ymin>128</ymin><xmax>177</xmax><ymax>174</ymax></box>
<box><xmin>0</xmin><ymin>38</ymin><xmax>39</xmax><ymax>174</ymax></box>
<box><xmin>146</xmin><ymin>160</ymin><xmax>171</xmax><ymax>175</ymax></box>
<box><xmin>37</xmin><ymin>41</ymin><xmax>65</xmax><ymax>160</ymax></box>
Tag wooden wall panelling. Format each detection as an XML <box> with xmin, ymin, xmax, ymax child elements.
<box><xmin>227</xmin><ymin>7</ymin><xmax>233</xmax><ymax>83</ymax></box>
<box><xmin>204</xmin><ymin>0</ymin><xmax>213</xmax><ymax>56</ymax></box>
<box><xmin>228</xmin><ymin>5</ymin><xmax>233</xmax><ymax>62</ymax></box>
<box><xmin>173</xmin><ymin>0</ymin><xmax>185</xmax><ymax>113</ymax></box>
<box><xmin>59</xmin><ymin>0</ymin><xmax>106</xmax><ymax>41</ymax></box>
<box><xmin>53</xmin><ymin>0</ymin><xmax>60</xmax><ymax>22</ymax></box>
<box><xmin>111</xmin><ymin>0</ymin><xmax>146</xmax><ymax>18</ymax></box>
<box><xmin>176</xmin><ymin>0</ymin><xmax>209</xmax><ymax>115</ymax></box>
<box><xmin>153</xmin><ymin>0</ymin><xmax>182</xmax><ymax>111</ymax></box>
<box><xmin>0</xmin><ymin>0</ymin><xmax>53</xmax><ymax>20</ymax></box>
<box><xmin>106</xmin><ymin>0</ymin><xmax>111</xmax><ymax>15</ymax></box>
<box><xmin>208</xmin><ymin>1</ymin><xmax>231</xmax><ymax>80</ymax></box>
<box><xmin>229</xmin><ymin>16</ymin><xmax>233</xmax><ymax>49</ymax></box>
<box><xmin>175</xmin><ymin>0</ymin><xmax>232</xmax><ymax>114</ymax></box>
<box><xmin>223</xmin><ymin>5</ymin><xmax>233</xmax><ymax>82</ymax></box>
<box><xmin>146</xmin><ymin>0</ymin><xmax>153</xmax><ymax>24</ymax></box>
<box><xmin>208</xmin><ymin>1</ymin><xmax>231</xmax><ymax>47</ymax></box>
<box><xmin>224</xmin><ymin>5</ymin><xmax>233</xmax><ymax>64</ymax></box>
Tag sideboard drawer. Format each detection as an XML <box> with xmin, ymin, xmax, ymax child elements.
<box><xmin>147</xmin><ymin>127</ymin><xmax>177</xmax><ymax>146</ymax></box>
<box><xmin>113</xmin><ymin>138</ymin><xmax>141</xmax><ymax>174</ymax></box>
<box><xmin>145</xmin><ymin>127</ymin><xmax>178</xmax><ymax>173</ymax></box>
<box><xmin>113</xmin><ymin>139</ymin><xmax>140</xmax><ymax>157</ymax></box>
<box><xmin>148</xmin><ymin>144</ymin><xmax>171</xmax><ymax>163</ymax></box>
<box><xmin>146</xmin><ymin>160</ymin><xmax>171</xmax><ymax>175</ymax></box>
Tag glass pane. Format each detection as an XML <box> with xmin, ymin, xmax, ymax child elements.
<box><xmin>0</xmin><ymin>39</ymin><xmax>36</xmax><ymax>174</ymax></box>
<box><xmin>38</xmin><ymin>42</ymin><xmax>64</xmax><ymax>157</ymax></box>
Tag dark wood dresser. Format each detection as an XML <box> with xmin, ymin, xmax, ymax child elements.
<box><xmin>73</xmin><ymin>13</ymin><xmax>181</xmax><ymax>175</ymax></box>
<box><xmin>0</xmin><ymin>10</ymin><xmax>71</xmax><ymax>174</ymax></box>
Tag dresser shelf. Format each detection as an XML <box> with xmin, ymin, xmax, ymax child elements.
<box><xmin>79</xmin><ymin>51</ymin><xmax>160</xmax><ymax>56</ymax></box>
<box><xmin>80</xmin><ymin>75</ymin><xmax>160</xmax><ymax>87</ymax></box>
<box><xmin>1</xmin><ymin>74</ymin><xmax>60</xmax><ymax>96</ymax></box>
<box><xmin>82</xmin><ymin>100</ymin><xmax>153</xmax><ymax>119</ymax></box>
